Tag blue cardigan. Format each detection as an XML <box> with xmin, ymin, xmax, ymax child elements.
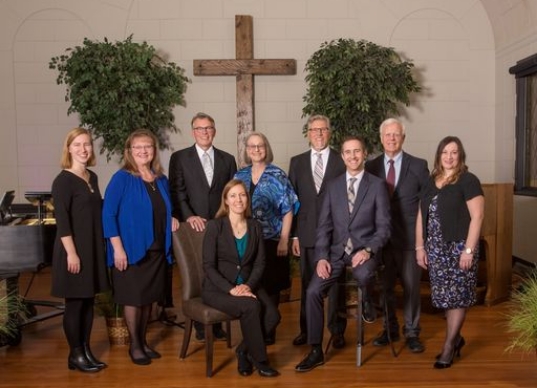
<box><xmin>102</xmin><ymin>169</ymin><xmax>173</xmax><ymax>266</ymax></box>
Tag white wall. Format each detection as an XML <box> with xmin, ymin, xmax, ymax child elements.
<box><xmin>0</xmin><ymin>0</ymin><xmax>498</xmax><ymax>201</ymax></box>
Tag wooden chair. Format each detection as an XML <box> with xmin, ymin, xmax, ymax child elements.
<box><xmin>172</xmin><ymin>223</ymin><xmax>234</xmax><ymax>377</ymax></box>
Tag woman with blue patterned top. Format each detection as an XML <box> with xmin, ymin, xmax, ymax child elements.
<box><xmin>235</xmin><ymin>132</ymin><xmax>299</xmax><ymax>345</ymax></box>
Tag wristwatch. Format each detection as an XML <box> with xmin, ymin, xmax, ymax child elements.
<box><xmin>364</xmin><ymin>247</ymin><xmax>373</xmax><ymax>256</ymax></box>
<box><xmin>464</xmin><ymin>247</ymin><xmax>474</xmax><ymax>255</ymax></box>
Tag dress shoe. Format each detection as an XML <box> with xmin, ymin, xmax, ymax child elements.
<box><xmin>295</xmin><ymin>347</ymin><xmax>325</xmax><ymax>372</ymax></box>
<box><xmin>433</xmin><ymin>350</ymin><xmax>454</xmax><ymax>369</ymax></box>
<box><xmin>214</xmin><ymin>327</ymin><xmax>227</xmax><ymax>341</ymax></box>
<box><xmin>435</xmin><ymin>336</ymin><xmax>465</xmax><ymax>360</ymax></box>
<box><xmin>236</xmin><ymin>350</ymin><xmax>253</xmax><ymax>376</ymax></box>
<box><xmin>292</xmin><ymin>332</ymin><xmax>307</xmax><ymax>346</ymax></box>
<box><xmin>406</xmin><ymin>337</ymin><xmax>425</xmax><ymax>353</ymax></box>
<box><xmin>362</xmin><ymin>300</ymin><xmax>377</xmax><ymax>323</ymax></box>
<box><xmin>82</xmin><ymin>343</ymin><xmax>107</xmax><ymax>369</ymax></box>
<box><xmin>129</xmin><ymin>349</ymin><xmax>152</xmax><ymax>366</ymax></box>
<box><xmin>258</xmin><ymin>365</ymin><xmax>280</xmax><ymax>377</ymax></box>
<box><xmin>373</xmin><ymin>331</ymin><xmax>401</xmax><ymax>347</ymax></box>
<box><xmin>68</xmin><ymin>347</ymin><xmax>101</xmax><ymax>373</ymax></box>
<box><xmin>143</xmin><ymin>347</ymin><xmax>162</xmax><ymax>359</ymax></box>
<box><xmin>332</xmin><ymin>334</ymin><xmax>346</xmax><ymax>349</ymax></box>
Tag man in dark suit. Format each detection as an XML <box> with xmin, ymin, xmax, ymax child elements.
<box><xmin>295</xmin><ymin>135</ymin><xmax>391</xmax><ymax>372</ymax></box>
<box><xmin>288</xmin><ymin>115</ymin><xmax>347</xmax><ymax>349</ymax></box>
<box><xmin>365</xmin><ymin>118</ymin><xmax>429</xmax><ymax>353</ymax></box>
<box><xmin>168</xmin><ymin>112</ymin><xmax>237</xmax><ymax>341</ymax></box>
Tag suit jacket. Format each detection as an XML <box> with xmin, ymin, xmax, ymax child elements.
<box><xmin>168</xmin><ymin>145</ymin><xmax>237</xmax><ymax>221</ymax></box>
<box><xmin>202</xmin><ymin>217</ymin><xmax>265</xmax><ymax>294</ymax></box>
<box><xmin>365</xmin><ymin>152</ymin><xmax>429</xmax><ymax>250</ymax></box>
<box><xmin>315</xmin><ymin>171</ymin><xmax>391</xmax><ymax>263</ymax></box>
<box><xmin>289</xmin><ymin>148</ymin><xmax>345</xmax><ymax>248</ymax></box>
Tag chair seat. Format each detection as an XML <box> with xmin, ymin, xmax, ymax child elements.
<box><xmin>182</xmin><ymin>298</ymin><xmax>234</xmax><ymax>324</ymax></box>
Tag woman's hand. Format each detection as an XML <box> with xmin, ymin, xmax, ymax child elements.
<box><xmin>66</xmin><ymin>254</ymin><xmax>81</xmax><ymax>274</ymax></box>
<box><xmin>416</xmin><ymin>248</ymin><xmax>428</xmax><ymax>270</ymax></box>
<box><xmin>459</xmin><ymin>252</ymin><xmax>473</xmax><ymax>271</ymax></box>
<box><xmin>230</xmin><ymin>284</ymin><xmax>256</xmax><ymax>298</ymax></box>
<box><xmin>277</xmin><ymin>236</ymin><xmax>289</xmax><ymax>256</ymax></box>
<box><xmin>291</xmin><ymin>238</ymin><xmax>301</xmax><ymax>256</ymax></box>
<box><xmin>114</xmin><ymin>249</ymin><xmax>128</xmax><ymax>271</ymax></box>
<box><xmin>171</xmin><ymin>217</ymin><xmax>180</xmax><ymax>232</ymax></box>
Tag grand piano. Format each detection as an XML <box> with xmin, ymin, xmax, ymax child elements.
<box><xmin>0</xmin><ymin>191</ymin><xmax>63</xmax><ymax>346</ymax></box>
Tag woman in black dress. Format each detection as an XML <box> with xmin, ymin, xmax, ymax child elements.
<box><xmin>415</xmin><ymin>136</ymin><xmax>484</xmax><ymax>369</ymax></box>
<box><xmin>51</xmin><ymin>128</ymin><xmax>109</xmax><ymax>373</ymax></box>
<box><xmin>202</xmin><ymin>179</ymin><xmax>279</xmax><ymax>377</ymax></box>
<box><xmin>102</xmin><ymin>129</ymin><xmax>179</xmax><ymax>366</ymax></box>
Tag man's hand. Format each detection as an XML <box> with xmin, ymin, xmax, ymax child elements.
<box><xmin>187</xmin><ymin>216</ymin><xmax>207</xmax><ymax>232</ymax></box>
<box><xmin>316</xmin><ymin>259</ymin><xmax>331</xmax><ymax>279</ymax></box>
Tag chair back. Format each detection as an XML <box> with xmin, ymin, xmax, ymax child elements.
<box><xmin>172</xmin><ymin>223</ymin><xmax>206</xmax><ymax>301</ymax></box>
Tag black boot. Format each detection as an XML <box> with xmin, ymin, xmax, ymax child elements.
<box><xmin>68</xmin><ymin>347</ymin><xmax>101</xmax><ymax>373</ymax></box>
<box><xmin>83</xmin><ymin>343</ymin><xmax>107</xmax><ymax>369</ymax></box>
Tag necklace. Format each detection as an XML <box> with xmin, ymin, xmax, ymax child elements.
<box><xmin>231</xmin><ymin>220</ymin><xmax>247</xmax><ymax>238</ymax></box>
<box><xmin>83</xmin><ymin>171</ymin><xmax>94</xmax><ymax>193</ymax></box>
<box><xmin>147</xmin><ymin>180</ymin><xmax>156</xmax><ymax>191</ymax></box>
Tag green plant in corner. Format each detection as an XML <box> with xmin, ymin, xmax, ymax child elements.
<box><xmin>506</xmin><ymin>273</ymin><xmax>537</xmax><ymax>356</ymax></box>
<box><xmin>94</xmin><ymin>289</ymin><xmax>123</xmax><ymax>319</ymax></box>
<box><xmin>0</xmin><ymin>284</ymin><xmax>27</xmax><ymax>346</ymax></box>
<box><xmin>302</xmin><ymin>38</ymin><xmax>421</xmax><ymax>153</ymax></box>
<box><xmin>49</xmin><ymin>35</ymin><xmax>190</xmax><ymax>160</ymax></box>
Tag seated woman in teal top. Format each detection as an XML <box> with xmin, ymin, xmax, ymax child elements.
<box><xmin>202</xmin><ymin>179</ymin><xmax>280</xmax><ymax>378</ymax></box>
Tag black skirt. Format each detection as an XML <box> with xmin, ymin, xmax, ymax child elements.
<box><xmin>112</xmin><ymin>250</ymin><xmax>166</xmax><ymax>306</ymax></box>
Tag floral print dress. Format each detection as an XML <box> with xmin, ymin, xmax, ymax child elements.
<box><xmin>426</xmin><ymin>195</ymin><xmax>478</xmax><ymax>309</ymax></box>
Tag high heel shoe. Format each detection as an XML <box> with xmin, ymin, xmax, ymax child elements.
<box><xmin>129</xmin><ymin>348</ymin><xmax>152</xmax><ymax>365</ymax></box>
<box><xmin>435</xmin><ymin>336</ymin><xmax>466</xmax><ymax>360</ymax></box>
<box><xmin>433</xmin><ymin>349</ymin><xmax>454</xmax><ymax>369</ymax></box>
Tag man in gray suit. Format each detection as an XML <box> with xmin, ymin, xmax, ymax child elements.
<box><xmin>288</xmin><ymin>115</ymin><xmax>347</xmax><ymax>349</ymax></box>
<box><xmin>365</xmin><ymin>118</ymin><xmax>429</xmax><ymax>353</ymax></box>
<box><xmin>295</xmin><ymin>135</ymin><xmax>391</xmax><ymax>372</ymax></box>
<box><xmin>168</xmin><ymin>112</ymin><xmax>237</xmax><ymax>341</ymax></box>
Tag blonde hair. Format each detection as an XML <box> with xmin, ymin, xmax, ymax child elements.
<box><xmin>122</xmin><ymin>129</ymin><xmax>164</xmax><ymax>176</ymax></box>
<box><xmin>215</xmin><ymin>179</ymin><xmax>252</xmax><ymax>218</ymax></box>
<box><xmin>60</xmin><ymin>128</ymin><xmax>96</xmax><ymax>168</ymax></box>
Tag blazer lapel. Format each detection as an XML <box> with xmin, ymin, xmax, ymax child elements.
<box><xmin>222</xmin><ymin>218</ymin><xmax>240</xmax><ymax>263</ymax></box>
<box><xmin>397</xmin><ymin>152</ymin><xmax>411</xmax><ymax>192</ymax></box>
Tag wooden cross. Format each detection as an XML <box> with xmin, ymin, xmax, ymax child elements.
<box><xmin>194</xmin><ymin>15</ymin><xmax>297</xmax><ymax>167</ymax></box>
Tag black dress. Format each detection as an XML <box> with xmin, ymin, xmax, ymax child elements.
<box><xmin>51</xmin><ymin>170</ymin><xmax>109</xmax><ymax>298</ymax></box>
<box><xmin>112</xmin><ymin>181</ymin><xmax>167</xmax><ymax>306</ymax></box>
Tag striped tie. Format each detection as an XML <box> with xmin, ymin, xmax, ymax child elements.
<box><xmin>202</xmin><ymin>151</ymin><xmax>213</xmax><ymax>185</ymax></box>
<box><xmin>345</xmin><ymin>177</ymin><xmax>357</xmax><ymax>255</ymax></box>
<box><xmin>386</xmin><ymin>159</ymin><xmax>395</xmax><ymax>196</ymax></box>
<box><xmin>314</xmin><ymin>152</ymin><xmax>324</xmax><ymax>193</ymax></box>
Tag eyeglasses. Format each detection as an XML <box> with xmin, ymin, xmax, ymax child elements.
<box><xmin>131</xmin><ymin>145</ymin><xmax>154</xmax><ymax>151</ymax></box>
<box><xmin>308</xmin><ymin>127</ymin><xmax>330</xmax><ymax>134</ymax></box>
<box><xmin>193</xmin><ymin>126</ymin><xmax>215</xmax><ymax>132</ymax></box>
<box><xmin>246</xmin><ymin>144</ymin><xmax>266</xmax><ymax>151</ymax></box>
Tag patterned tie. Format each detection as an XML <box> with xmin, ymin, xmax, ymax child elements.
<box><xmin>386</xmin><ymin>159</ymin><xmax>395</xmax><ymax>196</ymax></box>
<box><xmin>313</xmin><ymin>152</ymin><xmax>324</xmax><ymax>193</ymax></box>
<box><xmin>345</xmin><ymin>177</ymin><xmax>357</xmax><ymax>255</ymax></box>
<box><xmin>202</xmin><ymin>151</ymin><xmax>213</xmax><ymax>185</ymax></box>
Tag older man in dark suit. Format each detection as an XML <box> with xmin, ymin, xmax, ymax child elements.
<box><xmin>168</xmin><ymin>112</ymin><xmax>237</xmax><ymax>341</ymax></box>
<box><xmin>365</xmin><ymin>118</ymin><xmax>429</xmax><ymax>353</ymax></box>
<box><xmin>288</xmin><ymin>115</ymin><xmax>347</xmax><ymax>349</ymax></box>
<box><xmin>295</xmin><ymin>135</ymin><xmax>391</xmax><ymax>372</ymax></box>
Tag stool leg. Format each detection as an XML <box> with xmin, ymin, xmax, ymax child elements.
<box><xmin>356</xmin><ymin>287</ymin><xmax>363</xmax><ymax>367</ymax></box>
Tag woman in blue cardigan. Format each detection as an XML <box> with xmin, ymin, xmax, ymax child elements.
<box><xmin>102</xmin><ymin>129</ymin><xmax>179</xmax><ymax>366</ymax></box>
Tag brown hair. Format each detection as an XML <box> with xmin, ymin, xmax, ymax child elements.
<box><xmin>340</xmin><ymin>134</ymin><xmax>367</xmax><ymax>153</ymax></box>
<box><xmin>243</xmin><ymin>132</ymin><xmax>274</xmax><ymax>164</ymax></box>
<box><xmin>60</xmin><ymin>127</ymin><xmax>96</xmax><ymax>168</ymax></box>
<box><xmin>215</xmin><ymin>179</ymin><xmax>252</xmax><ymax>219</ymax></box>
<box><xmin>431</xmin><ymin>136</ymin><xmax>468</xmax><ymax>184</ymax></box>
<box><xmin>122</xmin><ymin>129</ymin><xmax>164</xmax><ymax>176</ymax></box>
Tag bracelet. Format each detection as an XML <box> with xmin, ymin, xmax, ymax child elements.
<box><xmin>415</xmin><ymin>246</ymin><xmax>424</xmax><ymax>251</ymax></box>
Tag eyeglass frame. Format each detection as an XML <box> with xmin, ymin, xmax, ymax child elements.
<box><xmin>192</xmin><ymin>126</ymin><xmax>215</xmax><ymax>132</ymax></box>
<box><xmin>308</xmin><ymin>127</ymin><xmax>330</xmax><ymax>134</ymax></box>
<box><xmin>131</xmin><ymin>145</ymin><xmax>155</xmax><ymax>151</ymax></box>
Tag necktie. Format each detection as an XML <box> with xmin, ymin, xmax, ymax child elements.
<box><xmin>345</xmin><ymin>177</ymin><xmax>357</xmax><ymax>255</ymax></box>
<box><xmin>313</xmin><ymin>152</ymin><xmax>324</xmax><ymax>193</ymax></box>
<box><xmin>386</xmin><ymin>159</ymin><xmax>395</xmax><ymax>196</ymax></box>
<box><xmin>202</xmin><ymin>152</ymin><xmax>213</xmax><ymax>185</ymax></box>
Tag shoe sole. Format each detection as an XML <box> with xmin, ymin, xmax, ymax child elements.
<box><xmin>295</xmin><ymin>360</ymin><xmax>324</xmax><ymax>372</ymax></box>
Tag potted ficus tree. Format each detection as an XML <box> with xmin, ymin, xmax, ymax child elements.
<box><xmin>0</xmin><ymin>277</ymin><xmax>27</xmax><ymax>347</ymax></box>
<box><xmin>49</xmin><ymin>35</ymin><xmax>190</xmax><ymax>160</ymax></box>
<box><xmin>94</xmin><ymin>290</ymin><xmax>129</xmax><ymax>346</ymax></box>
<box><xmin>302</xmin><ymin>38</ymin><xmax>421</xmax><ymax>153</ymax></box>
